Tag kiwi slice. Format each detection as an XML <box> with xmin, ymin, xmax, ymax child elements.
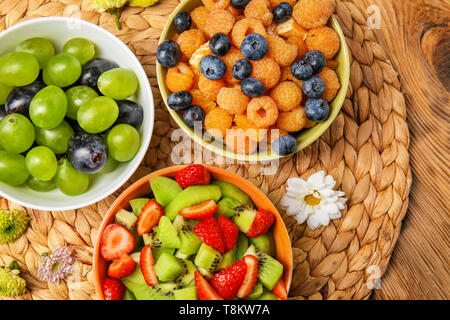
<box><xmin>258</xmin><ymin>289</ymin><xmax>279</xmax><ymax>300</ymax></box>
<box><xmin>153</xmin><ymin>252</ymin><xmax>185</xmax><ymax>282</ymax></box>
<box><xmin>249</xmin><ymin>232</ymin><xmax>276</xmax><ymax>256</ymax></box>
<box><xmin>155</xmin><ymin>216</ymin><xmax>181</xmax><ymax>249</ymax></box>
<box><xmin>150</xmin><ymin>176</ymin><xmax>182</xmax><ymax>207</ymax></box>
<box><xmin>129</xmin><ymin>198</ymin><xmax>150</xmax><ymax>217</ymax></box>
<box><xmin>174</xmin><ymin>286</ymin><xmax>198</xmax><ymax>300</ymax></box>
<box><xmin>217</xmin><ymin>246</ymin><xmax>237</xmax><ymax>270</ymax></box>
<box><xmin>232</xmin><ymin>206</ymin><xmax>257</xmax><ymax>233</ymax></box>
<box><xmin>174</xmin><ymin>259</ymin><xmax>196</xmax><ymax>287</ymax></box>
<box><xmin>153</xmin><ymin>247</ymin><xmax>175</xmax><ymax>262</ymax></box>
<box><xmin>123</xmin><ymin>288</ymin><xmax>136</xmax><ymax>300</ymax></box>
<box><xmin>244</xmin><ymin>281</ymin><xmax>264</xmax><ymax>300</ymax></box>
<box><xmin>212</xmin><ymin>180</ymin><xmax>253</xmax><ymax>207</ymax></box>
<box><xmin>177</xmin><ymin>219</ymin><xmax>202</xmax><ymax>256</ymax></box>
<box><xmin>235</xmin><ymin>233</ymin><xmax>249</xmax><ymax>260</ymax></box>
<box><xmin>216</xmin><ymin>197</ymin><xmax>241</xmax><ymax>218</ymax></box>
<box><xmin>194</xmin><ymin>243</ymin><xmax>222</xmax><ymax>273</ymax></box>
<box><xmin>245</xmin><ymin>245</ymin><xmax>283</xmax><ymax>290</ymax></box>
<box><xmin>122</xmin><ymin>266</ymin><xmax>176</xmax><ymax>300</ymax></box>
<box><xmin>143</xmin><ymin>228</ymin><xmax>159</xmax><ymax>247</ymax></box>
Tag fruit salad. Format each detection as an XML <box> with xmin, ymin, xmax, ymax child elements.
<box><xmin>157</xmin><ymin>0</ymin><xmax>341</xmax><ymax>156</ymax></box>
<box><xmin>100</xmin><ymin>165</ymin><xmax>288</xmax><ymax>300</ymax></box>
<box><xmin>0</xmin><ymin>37</ymin><xmax>143</xmax><ymax>196</ymax></box>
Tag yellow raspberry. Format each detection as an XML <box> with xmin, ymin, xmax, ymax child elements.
<box><xmin>231</xmin><ymin>18</ymin><xmax>267</xmax><ymax>48</ymax></box>
<box><xmin>191</xmin><ymin>6</ymin><xmax>210</xmax><ymax>32</ymax></box>
<box><xmin>205</xmin><ymin>107</ymin><xmax>233</xmax><ymax>138</ymax></box>
<box><xmin>202</xmin><ymin>0</ymin><xmax>230</xmax><ymax>11</ymax></box>
<box><xmin>317</xmin><ymin>67</ymin><xmax>340</xmax><ymax>102</ymax></box>
<box><xmin>165</xmin><ymin>62</ymin><xmax>194</xmax><ymax>92</ymax></box>
<box><xmin>244</xmin><ymin>0</ymin><xmax>273</xmax><ymax>27</ymax></box>
<box><xmin>292</xmin><ymin>0</ymin><xmax>333</xmax><ymax>29</ymax></box>
<box><xmin>270</xmin><ymin>81</ymin><xmax>302</xmax><ymax>111</ymax></box>
<box><xmin>177</xmin><ymin>29</ymin><xmax>206</xmax><ymax>61</ymax></box>
<box><xmin>250</xmin><ymin>57</ymin><xmax>281</xmax><ymax>89</ymax></box>
<box><xmin>198</xmin><ymin>74</ymin><xmax>226</xmax><ymax>101</ymax></box>
<box><xmin>247</xmin><ymin>96</ymin><xmax>279</xmax><ymax>128</ymax></box>
<box><xmin>267</xmin><ymin>35</ymin><xmax>298</xmax><ymax>67</ymax></box>
<box><xmin>306</xmin><ymin>26</ymin><xmax>340</xmax><ymax>59</ymax></box>
<box><xmin>217</xmin><ymin>87</ymin><xmax>249</xmax><ymax>115</ymax></box>
<box><xmin>190</xmin><ymin>89</ymin><xmax>216</xmax><ymax>114</ymax></box>
<box><xmin>276</xmin><ymin>106</ymin><xmax>307</xmax><ymax>132</ymax></box>
<box><xmin>205</xmin><ymin>9</ymin><xmax>236</xmax><ymax>37</ymax></box>
<box><xmin>234</xmin><ymin>114</ymin><xmax>267</xmax><ymax>142</ymax></box>
<box><xmin>225</xmin><ymin>126</ymin><xmax>258</xmax><ymax>154</ymax></box>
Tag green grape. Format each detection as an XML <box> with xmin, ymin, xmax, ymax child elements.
<box><xmin>0</xmin><ymin>151</ymin><xmax>29</xmax><ymax>186</ymax></box>
<box><xmin>0</xmin><ymin>114</ymin><xmax>35</xmax><ymax>153</ymax></box>
<box><xmin>107</xmin><ymin>124</ymin><xmax>140</xmax><ymax>162</ymax></box>
<box><xmin>43</xmin><ymin>53</ymin><xmax>81</xmax><ymax>88</ymax></box>
<box><xmin>77</xmin><ymin>96</ymin><xmax>119</xmax><ymax>133</ymax></box>
<box><xmin>29</xmin><ymin>85</ymin><xmax>67</xmax><ymax>129</ymax></box>
<box><xmin>25</xmin><ymin>146</ymin><xmax>57</xmax><ymax>181</ymax></box>
<box><xmin>16</xmin><ymin>37</ymin><xmax>55</xmax><ymax>69</ymax></box>
<box><xmin>0</xmin><ymin>82</ymin><xmax>14</xmax><ymax>105</ymax></box>
<box><xmin>35</xmin><ymin>120</ymin><xmax>74</xmax><ymax>154</ymax></box>
<box><xmin>27</xmin><ymin>175</ymin><xmax>56</xmax><ymax>192</ymax></box>
<box><xmin>55</xmin><ymin>158</ymin><xmax>89</xmax><ymax>196</ymax></box>
<box><xmin>0</xmin><ymin>51</ymin><xmax>39</xmax><ymax>86</ymax></box>
<box><xmin>65</xmin><ymin>86</ymin><xmax>98</xmax><ymax>120</ymax></box>
<box><xmin>99</xmin><ymin>153</ymin><xmax>119</xmax><ymax>173</ymax></box>
<box><xmin>63</xmin><ymin>38</ymin><xmax>96</xmax><ymax>64</ymax></box>
<box><xmin>98</xmin><ymin>68</ymin><xmax>138</xmax><ymax>100</ymax></box>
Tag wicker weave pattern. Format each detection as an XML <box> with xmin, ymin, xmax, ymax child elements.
<box><xmin>0</xmin><ymin>0</ymin><xmax>411</xmax><ymax>300</ymax></box>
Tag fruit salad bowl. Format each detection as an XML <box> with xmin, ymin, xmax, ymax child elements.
<box><xmin>0</xmin><ymin>17</ymin><xmax>154</xmax><ymax>211</ymax></box>
<box><xmin>93</xmin><ymin>165</ymin><xmax>293</xmax><ymax>300</ymax></box>
<box><xmin>156</xmin><ymin>0</ymin><xmax>350</xmax><ymax>162</ymax></box>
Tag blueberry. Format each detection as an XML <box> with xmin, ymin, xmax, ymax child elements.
<box><xmin>183</xmin><ymin>105</ymin><xmax>205</xmax><ymax>127</ymax></box>
<box><xmin>305</xmin><ymin>98</ymin><xmax>330</xmax><ymax>121</ymax></box>
<box><xmin>272</xmin><ymin>135</ymin><xmax>297</xmax><ymax>156</ymax></box>
<box><xmin>167</xmin><ymin>91</ymin><xmax>193</xmax><ymax>111</ymax></box>
<box><xmin>209</xmin><ymin>33</ymin><xmax>231</xmax><ymax>57</ymax></box>
<box><xmin>241</xmin><ymin>78</ymin><xmax>265</xmax><ymax>97</ymax></box>
<box><xmin>240</xmin><ymin>34</ymin><xmax>268</xmax><ymax>60</ymax></box>
<box><xmin>231</xmin><ymin>0</ymin><xmax>251</xmax><ymax>9</ymax></box>
<box><xmin>0</xmin><ymin>105</ymin><xmax>6</xmax><ymax>121</ymax></box>
<box><xmin>232</xmin><ymin>59</ymin><xmax>252</xmax><ymax>80</ymax></box>
<box><xmin>303</xmin><ymin>51</ymin><xmax>326</xmax><ymax>74</ymax></box>
<box><xmin>67</xmin><ymin>132</ymin><xmax>107</xmax><ymax>174</ymax></box>
<box><xmin>80</xmin><ymin>58</ymin><xmax>119</xmax><ymax>89</ymax></box>
<box><xmin>174</xmin><ymin>11</ymin><xmax>192</xmax><ymax>33</ymax></box>
<box><xmin>273</xmin><ymin>2</ymin><xmax>293</xmax><ymax>23</ymax></box>
<box><xmin>116</xmin><ymin>100</ymin><xmax>144</xmax><ymax>128</ymax></box>
<box><xmin>199</xmin><ymin>55</ymin><xmax>226</xmax><ymax>80</ymax></box>
<box><xmin>5</xmin><ymin>81</ymin><xmax>45</xmax><ymax>115</ymax></box>
<box><xmin>156</xmin><ymin>40</ymin><xmax>181</xmax><ymax>68</ymax></box>
<box><xmin>302</xmin><ymin>76</ymin><xmax>325</xmax><ymax>98</ymax></box>
<box><xmin>291</xmin><ymin>60</ymin><xmax>313</xmax><ymax>80</ymax></box>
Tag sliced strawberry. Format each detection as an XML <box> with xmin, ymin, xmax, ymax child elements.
<box><xmin>210</xmin><ymin>260</ymin><xmax>247</xmax><ymax>299</ymax></box>
<box><xmin>140</xmin><ymin>245</ymin><xmax>158</xmax><ymax>287</ymax></box>
<box><xmin>179</xmin><ymin>200</ymin><xmax>218</xmax><ymax>220</ymax></box>
<box><xmin>195</xmin><ymin>271</ymin><xmax>223</xmax><ymax>300</ymax></box>
<box><xmin>102</xmin><ymin>277</ymin><xmax>125</xmax><ymax>300</ymax></box>
<box><xmin>193</xmin><ymin>217</ymin><xmax>225</xmax><ymax>253</ymax></box>
<box><xmin>175</xmin><ymin>164</ymin><xmax>211</xmax><ymax>188</ymax></box>
<box><xmin>100</xmin><ymin>224</ymin><xmax>135</xmax><ymax>261</ymax></box>
<box><xmin>246</xmin><ymin>209</ymin><xmax>275</xmax><ymax>238</ymax></box>
<box><xmin>137</xmin><ymin>200</ymin><xmax>165</xmax><ymax>236</ymax></box>
<box><xmin>108</xmin><ymin>254</ymin><xmax>136</xmax><ymax>278</ymax></box>
<box><xmin>272</xmin><ymin>278</ymin><xmax>288</xmax><ymax>300</ymax></box>
<box><xmin>237</xmin><ymin>255</ymin><xmax>259</xmax><ymax>298</ymax></box>
<box><xmin>218</xmin><ymin>216</ymin><xmax>238</xmax><ymax>252</ymax></box>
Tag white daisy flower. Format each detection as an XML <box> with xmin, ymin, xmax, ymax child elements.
<box><xmin>281</xmin><ymin>171</ymin><xmax>347</xmax><ymax>230</ymax></box>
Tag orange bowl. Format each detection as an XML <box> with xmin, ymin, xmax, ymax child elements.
<box><xmin>93</xmin><ymin>165</ymin><xmax>293</xmax><ymax>300</ymax></box>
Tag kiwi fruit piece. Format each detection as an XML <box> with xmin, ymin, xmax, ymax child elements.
<box><xmin>235</xmin><ymin>233</ymin><xmax>249</xmax><ymax>260</ymax></box>
<box><xmin>155</xmin><ymin>216</ymin><xmax>181</xmax><ymax>249</ymax></box>
<box><xmin>122</xmin><ymin>266</ymin><xmax>176</xmax><ymax>300</ymax></box>
<box><xmin>174</xmin><ymin>259</ymin><xmax>196</xmax><ymax>287</ymax></box>
<box><xmin>174</xmin><ymin>286</ymin><xmax>198</xmax><ymax>300</ymax></box>
<box><xmin>165</xmin><ymin>185</ymin><xmax>222</xmax><ymax>221</ymax></box>
<box><xmin>244</xmin><ymin>281</ymin><xmax>263</xmax><ymax>300</ymax></box>
<box><xmin>232</xmin><ymin>206</ymin><xmax>257</xmax><ymax>234</ymax></box>
<box><xmin>197</xmin><ymin>267</ymin><xmax>213</xmax><ymax>280</ymax></box>
<box><xmin>216</xmin><ymin>197</ymin><xmax>241</xmax><ymax>218</ymax></box>
<box><xmin>177</xmin><ymin>219</ymin><xmax>202</xmax><ymax>256</ymax></box>
<box><xmin>123</xmin><ymin>288</ymin><xmax>136</xmax><ymax>300</ymax></box>
<box><xmin>143</xmin><ymin>228</ymin><xmax>158</xmax><ymax>246</ymax></box>
<box><xmin>249</xmin><ymin>232</ymin><xmax>276</xmax><ymax>256</ymax></box>
<box><xmin>153</xmin><ymin>252</ymin><xmax>185</xmax><ymax>282</ymax></box>
<box><xmin>150</xmin><ymin>176</ymin><xmax>182</xmax><ymax>207</ymax></box>
<box><xmin>217</xmin><ymin>246</ymin><xmax>236</xmax><ymax>270</ymax></box>
<box><xmin>245</xmin><ymin>245</ymin><xmax>283</xmax><ymax>290</ymax></box>
<box><xmin>212</xmin><ymin>180</ymin><xmax>253</xmax><ymax>207</ymax></box>
<box><xmin>258</xmin><ymin>289</ymin><xmax>279</xmax><ymax>300</ymax></box>
<box><xmin>153</xmin><ymin>247</ymin><xmax>175</xmax><ymax>262</ymax></box>
<box><xmin>129</xmin><ymin>198</ymin><xmax>150</xmax><ymax>217</ymax></box>
<box><xmin>194</xmin><ymin>243</ymin><xmax>222</xmax><ymax>273</ymax></box>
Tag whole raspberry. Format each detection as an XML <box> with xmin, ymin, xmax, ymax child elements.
<box><xmin>190</xmin><ymin>6</ymin><xmax>210</xmax><ymax>32</ymax></box>
<box><xmin>198</xmin><ymin>74</ymin><xmax>226</xmax><ymax>101</ymax></box>
<box><xmin>270</xmin><ymin>80</ymin><xmax>302</xmax><ymax>111</ymax></box>
<box><xmin>234</xmin><ymin>114</ymin><xmax>267</xmax><ymax>141</ymax></box>
<box><xmin>205</xmin><ymin>9</ymin><xmax>236</xmax><ymax>37</ymax></box>
<box><xmin>244</xmin><ymin>0</ymin><xmax>273</xmax><ymax>27</ymax></box>
<box><xmin>205</xmin><ymin>107</ymin><xmax>233</xmax><ymax>138</ymax></box>
<box><xmin>306</xmin><ymin>26</ymin><xmax>340</xmax><ymax>59</ymax></box>
<box><xmin>317</xmin><ymin>67</ymin><xmax>340</xmax><ymax>102</ymax></box>
<box><xmin>247</xmin><ymin>96</ymin><xmax>279</xmax><ymax>128</ymax></box>
<box><xmin>292</xmin><ymin>0</ymin><xmax>333</xmax><ymax>29</ymax></box>
<box><xmin>217</xmin><ymin>87</ymin><xmax>249</xmax><ymax>115</ymax></box>
<box><xmin>190</xmin><ymin>89</ymin><xmax>217</xmax><ymax>114</ymax></box>
<box><xmin>165</xmin><ymin>62</ymin><xmax>194</xmax><ymax>92</ymax></box>
<box><xmin>177</xmin><ymin>29</ymin><xmax>206</xmax><ymax>61</ymax></box>
<box><xmin>250</xmin><ymin>57</ymin><xmax>281</xmax><ymax>89</ymax></box>
<box><xmin>202</xmin><ymin>0</ymin><xmax>231</xmax><ymax>11</ymax></box>
<box><xmin>231</xmin><ymin>18</ymin><xmax>267</xmax><ymax>48</ymax></box>
<box><xmin>267</xmin><ymin>34</ymin><xmax>297</xmax><ymax>67</ymax></box>
<box><xmin>276</xmin><ymin>106</ymin><xmax>307</xmax><ymax>132</ymax></box>
<box><xmin>225</xmin><ymin>126</ymin><xmax>259</xmax><ymax>154</ymax></box>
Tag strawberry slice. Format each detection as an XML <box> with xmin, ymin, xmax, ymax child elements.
<box><xmin>246</xmin><ymin>208</ymin><xmax>275</xmax><ymax>238</ymax></box>
<box><xmin>179</xmin><ymin>200</ymin><xmax>218</xmax><ymax>220</ymax></box>
<box><xmin>140</xmin><ymin>245</ymin><xmax>158</xmax><ymax>287</ymax></box>
<box><xmin>272</xmin><ymin>278</ymin><xmax>288</xmax><ymax>300</ymax></box>
<box><xmin>108</xmin><ymin>254</ymin><xmax>136</xmax><ymax>278</ymax></box>
<box><xmin>175</xmin><ymin>164</ymin><xmax>211</xmax><ymax>188</ymax></box>
<box><xmin>210</xmin><ymin>260</ymin><xmax>247</xmax><ymax>299</ymax></box>
<box><xmin>137</xmin><ymin>200</ymin><xmax>165</xmax><ymax>236</ymax></box>
<box><xmin>100</xmin><ymin>224</ymin><xmax>135</xmax><ymax>261</ymax></box>
<box><xmin>102</xmin><ymin>277</ymin><xmax>125</xmax><ymax>300</ymax></box>
<box><xmin>218</xmin><ymin>216</ymin><xmax>238</xmax><ymax>252</ymax></box>
<box><xmin>237</xmin><ymin>255</ymin><xmax>259</xmax><ymax>298</ymax></box>
<box><xmin>193</xmin><ymin>217</ymin><xmax>225</xmax><ymax>253</ymax></box>
<box><xmin>195</xmin><ymin>271</ymin><xmax>223</xmax><ymax>300</ymax></box>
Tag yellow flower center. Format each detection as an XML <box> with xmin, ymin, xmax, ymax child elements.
<box><xmin>304</xmin><ymin>193</ymin><xmax>321</xmax><ymax>206</ymax></box>
<box><xmin>52</xmin><ymin>261</ymin><xmax>61</xmax><ymax>271</ymax></box>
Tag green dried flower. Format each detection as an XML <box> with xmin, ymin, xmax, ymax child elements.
<box><xmin>0</xmin><ymin>209</ymin><xmax>30</xmax><ymax>244</ymax></box>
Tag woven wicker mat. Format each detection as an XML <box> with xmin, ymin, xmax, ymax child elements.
<box><xmin>0</xmin><ymin>0</ymin><xmax>412</xmax><ymax>300</ymax></box>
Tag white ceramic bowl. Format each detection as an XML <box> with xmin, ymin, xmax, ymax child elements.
<box><xmin>0</xmin><ymin>17</ymin><xmax>154</xmax><ymax>211</ymax></box>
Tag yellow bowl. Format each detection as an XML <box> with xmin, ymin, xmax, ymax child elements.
<box><xmin>156</xmin><ymin>0</ymin><xmax>350</xmax><ymax>162</ymax></box>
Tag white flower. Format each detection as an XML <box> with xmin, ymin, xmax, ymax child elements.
<box><xmin>37</xmin><ymin>246</ymin><xmax>74</xmax><ymax>284</ymax></box>
<box><xmin>281</xmin><ymin>171</ymin><xmax>347</xmax><ymax>230</ymax></box>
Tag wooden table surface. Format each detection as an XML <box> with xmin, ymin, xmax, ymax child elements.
<box><xmin>351</xmin><ymin>0</ymin><xmax>449</xmax><ymax>299</ymax></box>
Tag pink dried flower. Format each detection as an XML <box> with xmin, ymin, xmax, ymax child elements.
<box><xmin>37</xmin><ymin>246</ymin><xmax>74</xmax><ymax>284</ymax></box>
